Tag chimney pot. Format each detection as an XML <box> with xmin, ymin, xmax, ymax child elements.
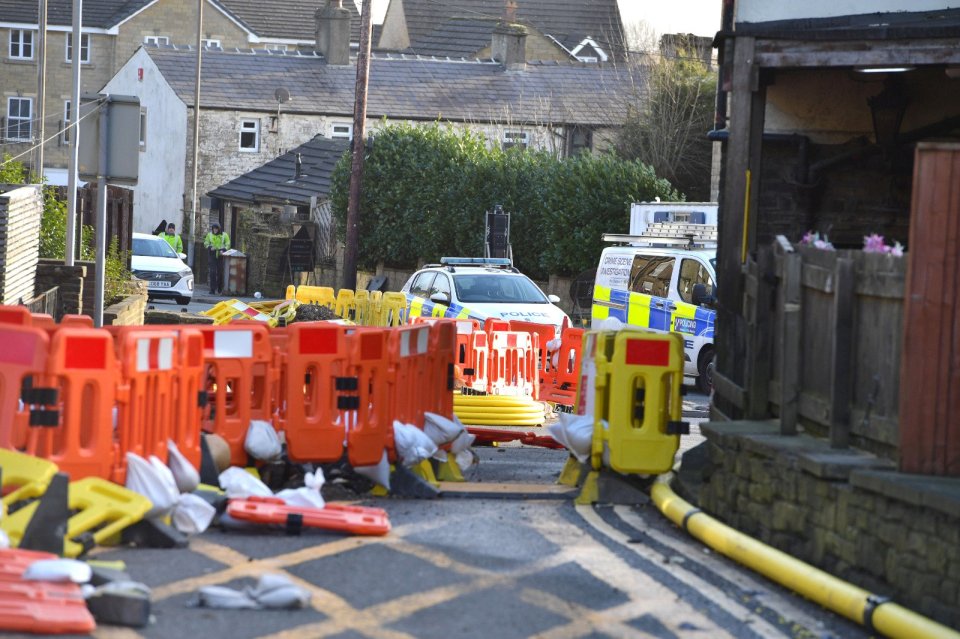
<box><xmin>492</xmin><ymin>22</ymin><xmax>528</xmax><ymax>69</ymax></box>
<box><xmin>315</xmin><ymin>0</ymin><xmax>351</xmax><ymax>65</ymax></box>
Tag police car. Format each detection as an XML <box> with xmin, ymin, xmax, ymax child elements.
<box><xmin>400</xmin><ymin>257</ymin><xmax>570</xmax><ymax>333</ymax></box>
<box><xmin>592</xmin><ymin>225</ymin><xmax>717</xmax><ymax>392</ymax></box>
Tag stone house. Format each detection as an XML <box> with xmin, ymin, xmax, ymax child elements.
<box><xmin>101</xmin><ymin>10</ymin><xmax>642</xmax><ymax>234</ymax></box>
<box><xmin>0</xmin><ymin>0</ymin><xmax>362</xmax><ymax>182</ymax></box>
<box><xmin>377</xmin><ymin>0</ymin><xmax>627</xmax><ymax>63</ymax></box>
<box><xmin>702</xmin><ymin>0</ymin><xmax>960</xmax><ymax>629</ymax></box>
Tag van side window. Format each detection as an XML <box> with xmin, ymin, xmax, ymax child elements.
<box><xmin>677</xmin><ymin>259</ymin><xmax>714</xmax><ymax>304</ymax></box>
<box><xmin>629</xmin><ymin>255</ymin><xmax>674</xmax><ymax>298</ymax></box>
<box><xmin>410</xmin><ymin>272</ymin><xmax>436</xmax><ymax>297</ymax></box>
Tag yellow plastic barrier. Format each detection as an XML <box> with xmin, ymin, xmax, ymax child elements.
<box><xmin>285</xmin><ymin>284</ymin><xmax>296</xmax><ymax>300</ymax></box>
<box><xmin>335</xmin><ymin>289</ymin><xmax>356</xmax><ymax>320</ymax></box>
<box><xmin>201</xmin><ymin>299</ymin><xmax>278</xmax><ymax>327</ymax></box>
<box><xmin>585</xmin><ymin>329</ymin><xmax>686</xmax><ymax>475</ymax></box>
<box><xmin>379</xmin><ymin>292</ymin><xmax>408</xmax><ymax>327</ymax></box>
<box><xmin>295</xmin><ymin>285</ymin><xmax>336</xmax><ymax>307</ymax></box>
<box><xmin>0</xmin><ymin>449</ymin><xmax>57</xmax><ymax>507</ymax></box>
<box><xmin>354</xmin><ymin>290</ymin><xmax>371</xmax><ymax>325</ymax></box>
<box><xmin>4</xmin><ymin>477</ymin><xmax>151</xmax><ymax>557</ymax></box>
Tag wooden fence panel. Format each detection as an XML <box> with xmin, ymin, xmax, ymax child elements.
<box><xmin>900</xmin><ymin>143</ymin><xmax>960</xmax><ymax>476</ymax></box>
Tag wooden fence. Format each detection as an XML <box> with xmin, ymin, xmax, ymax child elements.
<box><xmin>54</xmin><ymin>184</ymin><xmax>134</xmax><ymax>259</ymax></box>
<box><xmin>719</xmin><ymin>238</ymin><xmax>906</xmax><ymax>460</ymax></box>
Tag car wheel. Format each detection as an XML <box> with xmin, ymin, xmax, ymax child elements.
<box><xmin>175</xmin><ymin>295</ymin><xmax>191</xmax><ymax>305</ymax></box>
<box><xmin>696</xmin><ymin>350</ymin><xmax>714</xmax><ymax>395</ymax></box>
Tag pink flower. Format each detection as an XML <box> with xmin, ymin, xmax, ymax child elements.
<box><xmin>863</xmin><ymin>234</ymin><xmax>887</xmax><ymax>253</ymax></box>
<box><xmin>891</xmin><ymin>242</ymin><xmax>904</xmax><ymax>257</ymax></box>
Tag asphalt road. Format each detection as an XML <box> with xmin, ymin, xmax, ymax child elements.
<box><xmin>111</xmin><ymin>295</ymin><xmax>869</xmax><ymax>638</ymax></box>
<box><xmin>82</xmin><ymin>443</ymin><xmax>867</xmax><ymax>639</ymax></box>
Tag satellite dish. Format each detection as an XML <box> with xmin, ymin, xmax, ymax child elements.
<box><xmin>274</xmin><ymin>87</ymin><xmax>291</xmax><ymax>104</ymax></box>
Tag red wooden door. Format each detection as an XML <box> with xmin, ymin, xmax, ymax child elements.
<box><xmin>900</xmin><ymin>143</ymin><xmax>960</xmax><ymax>476</ymax></box>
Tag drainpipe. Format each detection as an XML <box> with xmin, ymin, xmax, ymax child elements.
<box><xmin>712</xmin><ymin>0</ymin><xmax>735</xmax><ymax>134</ymax></box>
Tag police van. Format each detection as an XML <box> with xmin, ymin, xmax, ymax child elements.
<box><xmin>592</xmin><ymin>215</ymin><xmax>717</xmax><ymax>392</ymax></box>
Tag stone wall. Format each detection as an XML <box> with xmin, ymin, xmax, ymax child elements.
<box><xmin>697</xmin><ymin>421</ymin><xmax>960</xmax><ymax>629</ymax></box>
<box><xmin>0</xmin><ymin>184</ymin><xmax>42</xmax><ymax>305</ymax></box>
<box><xmin>36</xmin><ymin>259</ymin><xmax>86</xmax><ymax>317</ymax></box>
<box><xmin>103</xmin><ymin>283</ymin><xmax>147</xmax><ymax>326</ymax></box>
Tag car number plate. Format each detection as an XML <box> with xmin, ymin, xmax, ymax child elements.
<box><xmin>147</xmin><ymin>281</ymin><xmax>172</xmax><ymax>288</ymax></box>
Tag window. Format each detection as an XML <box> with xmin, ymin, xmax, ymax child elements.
<box><xmin>502</xmin><ymin>131</ymin><xmax>528</xmax><ymax>150</ymax></box>
<box><xmin>239</xmin><ymin>119</ymin><xmax>260</xmax><ymax>151</ymax></box>
<box><xmin>9</xmin><ymin>29</ymin><xmax>34</xmax><ymax>59</ymax></box>
<box><xmin>144</xmin><ymin>36</ymin><xmax>170</xmax><ymax>46</ymax></box>
<box><xmin>201</xmin><ymin>38</ymin><xmax>221</xmax><ymax>49</ymax></box>
<box><xmin>677</xmin><ymin>258</ymin><xmax>714</xmax><ymax>305</ymax></box>
<box><xmin>6</xmin><ymin>97</ymin><xmax>32</xmax><ymax>142</ymax></box>
<box><xmin>431</xmin><ymin>274</ymin><xmax>451</xmax><ymax>301</ymax></box>
<box><xmin>565</xmin><ymin>126</ymin><xmax>593</xmax><ymax>156</ymax></box>
<box><xmin>330</xmin><ymin>123</ymin><xmax>352</xmax><ymax>139</ymax></box>
<box><xmin>629</xmin><ymin>255</ymin><xmax>674</xmax><ymax>298</ymax></box>
<box><xmin>62</xmin><ymin>100</ymin><xmax>72</xmax><ymax>143</ymax></box>
<box><xmin>409</xmin><ymin>272</ymin><xmax>436</xmax><ymax>297</ymax></box>
<box><xmin>65</xmin><ymin>33</ymin><xmax>90</xmax><ymax>63</ymax></box>
<box><xmin>264</xmin><ymin>43</ymin><xmax>288</xmax><ymax>52</ymax></box>
<box><xmin>139</xmin><ymin>108</ymin><xmax>147</xmax><ymax>151</ymax></box>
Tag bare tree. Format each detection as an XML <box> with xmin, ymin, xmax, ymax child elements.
<box><xmin>614</xmin><ymin>31</ymin><xmax>717</xmax><ymax>201</ymax></box>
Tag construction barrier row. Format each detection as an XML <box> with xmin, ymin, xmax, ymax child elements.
<box><xmin>0</xmin><ymin>305</ymin><xmax>457</xmax><ymax>490</ymax></box>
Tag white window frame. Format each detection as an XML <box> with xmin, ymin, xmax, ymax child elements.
<box><xmin>239</xmin><ymin>119</ymin><xmax>260</xmax><ymax>152</ymax></box>
<box><xmin>330</xmin><ymin>123</ymin><xmax>352</xmax><ymax>139</ymax></box>
<box><xmin>139</xmin><ymin>107</ymin><xmax>147</xmax><ymax>151</ymax></box>
<box><xmin>6</xmin><ymin>97</ymin><xmax>33</xmax><ymax>142</ymax></box>
<box><xmin>65</xmin><ymin>32</ymin><xmax>90</xmax><ymax>63</ymax></box>
<box><xmin>144</xmin><ymin>35</ymin><xmax>170</xmax><ymax>46</ymax></box>
<box><xmin>264</xmin><ymin>43</ymin><xmax>288</xmax><ymax>52</ymax></box>
<box><xmin>9</xmin><ymin>29</ymin><xmax>34</xmax><ymax>60</ymax></box>
<box><xmin>62</xmin><ymin>100</ymin><xmax>72</xmax><ymax>143</ymax></box>
<box><xmin>202</xmin><ymin>38</ymin><xmax>221</xmax><ymax>49</ymax></box>
<box><xmin>502</xmin><ymin>130</ymin><xmax>529</xmax><ymax>150</ymax></box>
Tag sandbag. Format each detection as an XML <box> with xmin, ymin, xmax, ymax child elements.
<box><xmin>167</xmin><ymin>439</ymin><xmax>200</xmax><ymax>493</ymax></box>
<box><xmin>275</xmin><ymin>470</ymin><xmax>325</xmax><ymax>509</ymax></box>
<box><xmin>423</xmin><ymin>412</ymin><xmax>463</xmax><ymax>446</ymax></box>
<box><xmin>125</xmin><ymin>452</ymin><xmax>178</xmax><ymax>518</ymax></box>
<box><xmin>547</xmin><ymin>413</ymin><xmax>593</xmax><ymax>462</ymax></box>
<box><xmin>393</xmin><ymin>421</ymin><xmax>437</xmax><ymax>467</ymax></box>
<box><xmin>244</xmin><ymin>419</ymin><xmax>282</xmax><ymax>461</ymax></box>
<box><xmin>218</xmin><ymin>467</ymin><xmax>273</xmax><ymax>499</ymax></box>
<box><xmin>354</xmin><ymin>451</ymin><xmax>391</xmax><ymax>489</ymax></box>
<box><xmin>172</xmin><ymin>493</ymin><xmax>217</xmax><ymax>534</ymax></box>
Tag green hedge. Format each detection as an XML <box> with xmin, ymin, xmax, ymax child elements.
<box><xmin>330</xmin><ymin>123</ymin><xmax>679</xmax><ymax>278</ymax></box>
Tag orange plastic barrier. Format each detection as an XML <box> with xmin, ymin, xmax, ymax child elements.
<box><xmin>23</xmin><ymin>328</ymin><xmax>117</xmax><ymax>482</ymax></box>
<box><xmin>508</xmin><ymin>320</ymin><xmax>555</xmax><ymax>386</ymax></box>
<box><xmin>0</xmin><ymin>305</ymin><xmax>31</xmax><ymax>326</ymax></box>
<box><xmin>541</xmin><ymin>327</ymin><xmax>584</xmax><ymax>407</ymax></box>
<box><xmin>426</xmin><ymin>320</ymin><xmax>457</xmax><ymax>418</ymax></box>
<box><xmin>282</xmin><ymin>324</ymin><xmax>390</xmax><ymax>465</ymax></box>
<box><xmin>59</xmin><ymin>315</ymin><xmax>94</xmax><ymax>328</ymax></box>
<box><xmin>227</xmin><ymin>496</ymin><xmax>391</xmax><ymax>536</ymax></box>
<box><xmin>112</xmin><ymin>330</ymin><xmax>178</xmax><ymax>483</ymax></box>
<box><xmin>462</xmin><ymin>330</ymin><xmax>489</xmax><ymax>393</ymax></box>
<box><xmin>198</xmin><ymin>325</ymin><xmax>276</xmax><ymax>466</ymax></box>
<box><xmin>0</xmin><ymin>324</ymin><xmax>49</xmax><ymax>452</ymax></box>
<box><xmin>487</xmin><ymin>331</ymin><xmax>537</xmax><ymax>398</ymax></box>
<box><xmin>388</xmin><ymin>324</ymin><xmax>435</xmax><ymax>427</ymax></box>
<box><xmin>483</xmin><ymin>318</ymin><xmax>510</xmax><ymax>334</ymax></box>
<box><xmin>0</xmin><ymin>549</ymin><xmax>96</xmax><ymax>635</ymax></box>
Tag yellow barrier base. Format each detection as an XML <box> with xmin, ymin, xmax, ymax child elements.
<box><xmin>575</xmin><ymin>468</ymin><xmax>654</xmax><ymax>506</ymax></box>
<box><xmin>557</xmin><ymin>456</ymin><xmax>586</xmax><ymax>487</ymax></box>
<box><xmin>435</xmin><ymin>456</ymin><xmax>465</xmax><ymax>482</ymax></box>
<box><xmin>575</xmin><ymin>471</ymin><xmax>600</xmax><ymax>505</ymax></box>
<box><xmin>411</xmin><ymin>459</ymin><xmax>440</xmax><ymax>487</ymax></box>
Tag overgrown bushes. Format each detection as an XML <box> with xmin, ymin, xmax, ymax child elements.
<box><xmin>330</xmin><ymin>123</ymin><xmax>679</xmax><ymax>279</ymax></box>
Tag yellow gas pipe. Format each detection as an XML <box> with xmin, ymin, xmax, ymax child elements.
<box><xmin>651</xmin><ymin>480</ymin><xmax>960</xmax><ymax>639</ymax></box>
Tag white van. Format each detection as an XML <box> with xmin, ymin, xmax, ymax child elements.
<box><xmin>592</xmin><ymin>225</ymin><xmax>717</xmax><ymax>392</ymax></box>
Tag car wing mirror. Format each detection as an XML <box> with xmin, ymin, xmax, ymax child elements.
<box><xmin>430</xmin><ymin>292</ymin><xmax>450</xmax><ymax>304</ymax></box>
<box><xmin>547</xmin><ymin>294</ymin><xmax>561</xmax><ymax>304</ymax></box>
<box><xmin>179</xmin><ymin>252</ymin><xmax>187</xmax><ymax>260</ymax></box>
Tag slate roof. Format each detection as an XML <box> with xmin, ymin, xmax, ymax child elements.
<box><xmin>0</xmin><ymin>0</ymin><xmax>152</xmax><ymax>29</ymax></box>
<box><xmin>405</xmin><ymin>18</ymin><xmax>501</xmax><ymax>59</ymax></box>
<box><xmin>217</xmin><ymin>0</ymin><xmax>364</xmax><ymax>43</ymax></box>
<box><xmin>145</xmin><ymin>45</ymin><xmax>641</xmax><ymax>127</ymax></box>
<box><xmin>208</xmin><ymin>135</ymin><xmax>350</xmax><ymax>205</ymax></box>
<box><xmin>390</xmin><ymin>0</ymin><xmax>626</xmax><ymax>60</ymax></box>
<box><xmin>734</xmin><ymin>7</ymin><xmax>960</xmax><ymax>40</ymax></box>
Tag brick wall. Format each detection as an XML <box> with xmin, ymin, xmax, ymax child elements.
<box><xmin>698</xmin><ymin>424</ymin><xmax>960</xmax><ymax>629</ymax></box>
<box><xmin>103</xmin><ymin>284</ymin><xmax>147</xmax><ymax>326</ymax></box>
<box><xmin>0</xmin><ymin>185</ymin><xmax>42</xmax><ymax>305</ymax></box>
<box><xmin>757</xmin><ymin>137</ymin><xmax>913</xmax><ymax>249</ymax></box>
<box><xmin>36</xmin><ymin>259</ymin><xmax>86</xmax><ymax>316</ymax></box>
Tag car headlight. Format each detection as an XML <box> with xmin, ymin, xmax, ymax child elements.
<box><xmin>178</xmin><ymin>269</ymin><xmax>192</xmax><ymax>278</ymax></box>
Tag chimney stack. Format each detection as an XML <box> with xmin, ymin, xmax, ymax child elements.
<box><xmin>315</xmin><ymin>0</ymin><xmax>351</xmax><ymax>66</ymax></box>
<box><xmin>492</xmin><ymin>22</ymin><xmax>528</xmax><ymax>69</ymax></box>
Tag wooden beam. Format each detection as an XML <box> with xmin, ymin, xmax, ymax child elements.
<box><xmin>779</xmin><ymin>251</ymin><xmax>802</xmax><ymax>435</ymax></box>
<box><xmin>754</xmin><ymin>38</ymin><xmax>960</xmax><ymax>68</ymax></box>
<box><xmin>746</xmin><ymin>246</ymin><xmax>774</xmax><ymax>418</ymax></box>
<box><xmin>829</xmin><ymin>257</ymin><xmax>855</xmax><ymax>448</ymax></box>
<box><xmin>713</xmin><ymin>369</ymin><xmax>747</xmax><ymax>410</ymax></box>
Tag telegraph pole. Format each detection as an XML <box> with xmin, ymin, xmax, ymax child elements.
<box><xmin>36</xmin><ymin>0</ymin><xmax>48</xmax><ymax>176</ymax></box>
<box><xmin>341</xmin><ymin>0</ymin><xmax>373</xmax><ymax>290</ymax></box>
<box><xmin>187</xmin><ymin>0</ymin><xmax>204</xmax><ymax>268</ymax></box>
<box><xmin>65</xmin><ymin>0</ymin><xmax>82</xmax><ymax>265</ymax></box>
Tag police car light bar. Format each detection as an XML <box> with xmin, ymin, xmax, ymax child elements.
<box><xmin>439</xmin><ymin>257</ymin><xmax>513</xmax><ymax>266</ymax></box>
